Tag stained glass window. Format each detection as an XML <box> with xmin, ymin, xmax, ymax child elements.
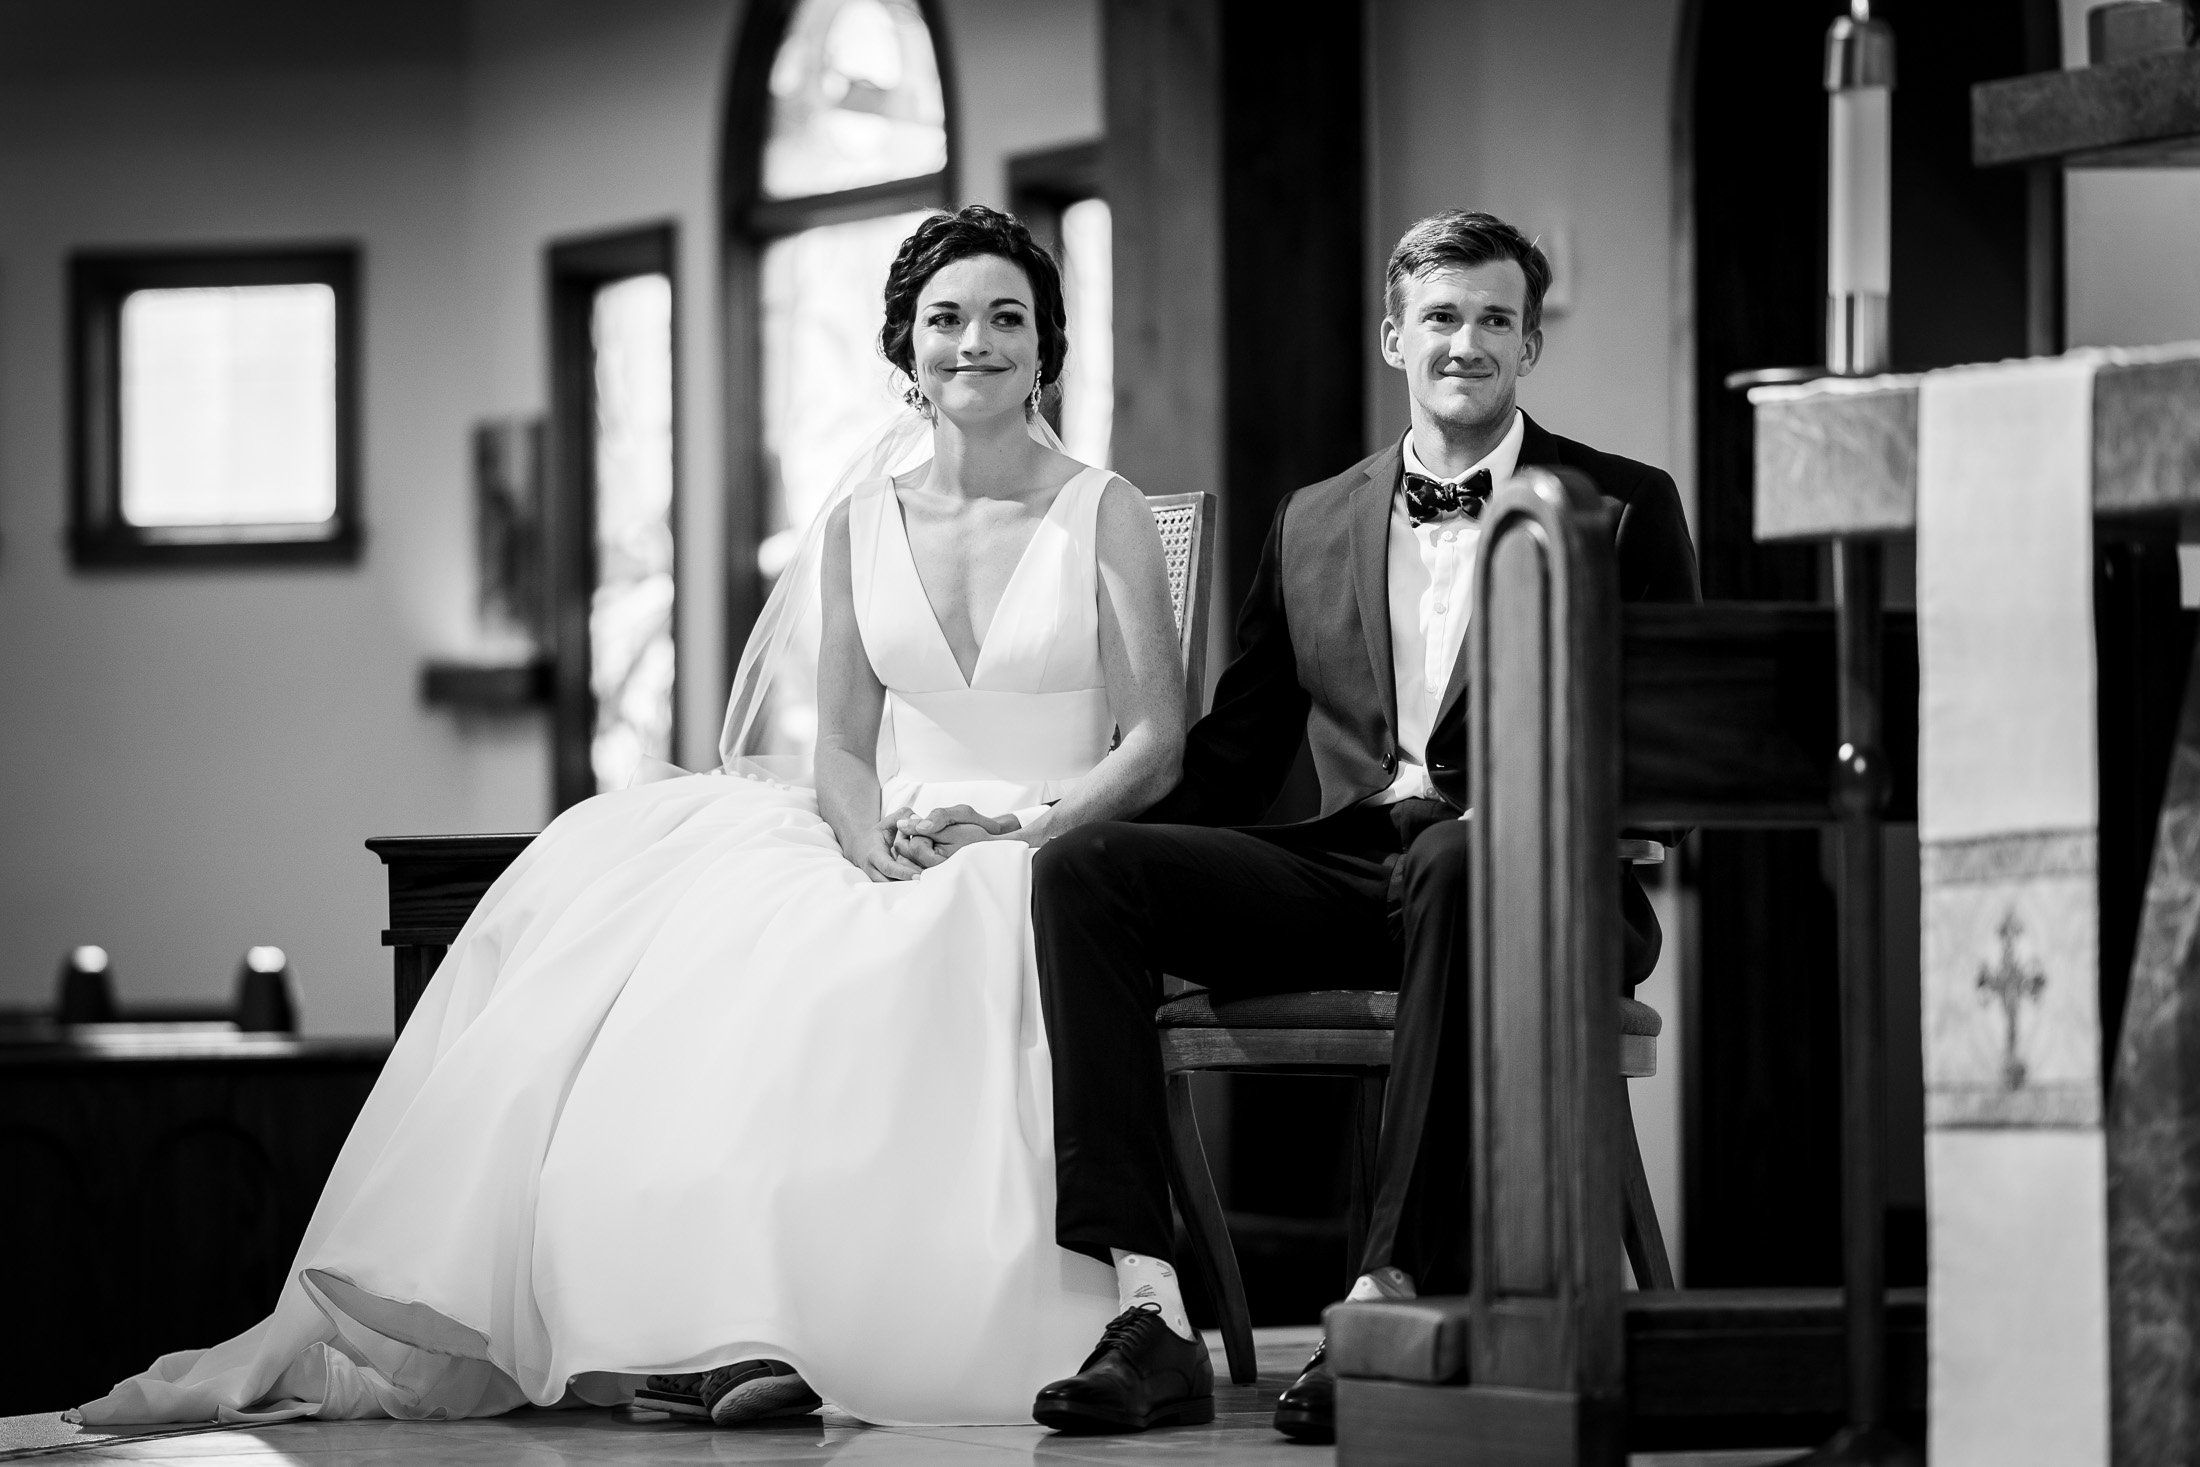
<box><xmin>589</xmin><ymin>273</ymin><xmax>677</xmax><ymax>793</ymax></box>
<box><xmin>119</xmin><ymin>284</ymin><xmax>337</xmax><ymax>527</ymax></box>
<box><xmin>764</xmin><ymin>0</ymin><xmax>947</xmax><ymax>200</ymax></box>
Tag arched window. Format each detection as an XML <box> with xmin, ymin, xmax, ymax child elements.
<box><xmin>725</xmin><ymin>0</ymin><xmax>954</xmax><ymax>755</ymax></box>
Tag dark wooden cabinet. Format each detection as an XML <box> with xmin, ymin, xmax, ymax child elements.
<box><xmin>0</xmin><ymin>1034</ymin><xmax>386</xmax><ymax>1415</ymax></box>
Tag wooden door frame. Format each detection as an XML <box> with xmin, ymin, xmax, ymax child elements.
<box><xmin>546</xmin><ymin>222</ymin><xmax>680</xmax><ymax>812</ymax></box>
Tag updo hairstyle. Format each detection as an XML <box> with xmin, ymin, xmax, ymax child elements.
<box><xmin>879</xmin><ymin>205</ymin><xmax>1068</xmax><ymax>391</ymax></box>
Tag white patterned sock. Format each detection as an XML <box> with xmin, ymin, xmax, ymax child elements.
<box><xmin>1109</xmin><ymin>1250</ymin><xmax>1194</xmax><ymax>1340</ymax></box>
<box><xmin>1345</xmin><ymin>1265</ymin><xmax>1417</xmax><ymax>1303</ymax></box>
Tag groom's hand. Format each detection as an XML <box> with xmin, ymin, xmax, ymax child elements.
<box><xmin>903</xmin><ymin>805</ymin><xmax>1021</xmax><ymax>861</ymax></box>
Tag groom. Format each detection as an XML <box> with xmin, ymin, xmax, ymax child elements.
<box><xmin>1026</xmin><ymin>210</ymin><xmax>1700</xmax><ymax>1439</ymax></box>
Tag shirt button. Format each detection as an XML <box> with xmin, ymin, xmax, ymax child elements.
<box><xmin>1441</xmin><ymin>530</ymin><xmax>1457</xmax><ymax>543</ymax></box>
<box><xmin>1433</xmin><ymin>602</ymin><xmax>1447</xmax><ymax>615</ymax></box>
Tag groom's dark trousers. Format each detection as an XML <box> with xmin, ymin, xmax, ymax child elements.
<box><xmin>1033</xmin><ymin>414</ymin><xmax>1699</xmax><ymax>1294</ymax></box>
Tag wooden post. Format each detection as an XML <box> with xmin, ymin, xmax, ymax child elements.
<box><xmin>1817</xmin><ymin>537</ymin><xmax>1917</xmax><ymax>1464</ymax></box>
<box><xmin>1101</xmin><ymin>0</ymin><xmax>1223</xmax><ymax>515</ymax></box>
<box><xmin>1460</xmin><ymin>465</ymin><xmax>1626</xmax><ymax>1462</ymax></box>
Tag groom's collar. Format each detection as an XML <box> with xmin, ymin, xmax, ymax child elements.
<box><xmin>1400</xmin><ymin>408</ymin><xmax>1525</xmax><ymax>490</ymax></box>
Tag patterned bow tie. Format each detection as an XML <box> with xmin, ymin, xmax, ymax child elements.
<box><xmin>1401</xmin><ymin>468</ymin><xmax>1493</xmax><ymax>527</ymax></box>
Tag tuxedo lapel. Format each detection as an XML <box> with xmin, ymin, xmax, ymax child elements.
<box><xmin>1515</xmin><ymin>411</ymin><xmax>1559</xmax><ymax>472</ymax></box>
<box><xmin>1348</xmin><ymin>447</ymin><xmax>1402</xmax><ymax>747</ymax></box>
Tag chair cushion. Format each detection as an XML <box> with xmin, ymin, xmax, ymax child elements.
<box><xmin>1156</xmin><ymin>989</ymin><xmax>1659</xmax><ymax>1037</ymax></box>
<box><xmin>1155</xmin><ymin>989</ymin><xmax>1397</xmax><ymax>1030</ymax></box>
<box><xmin>1619</xmin><ymin>996</ymin><xmax>1662</xmax><ymax>1037</ymax></box>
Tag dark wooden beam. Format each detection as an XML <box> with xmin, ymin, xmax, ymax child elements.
<box><xmin>1622</xmin><ymin>1287</ymin><xmax>1927</xmax><ymax>1449</ymax></box>
<box><xmin>1973</xmin><ymin>47</ymin><xmax>2200</xmax><ymax>168</ymax></box>
<box><xmin>1621</xmin><ymin>604</ymin><xmax>1919</xmax><ymax>828</ymax></box>
<box><xmin>1333</xmin><ymin>1287</ymin><xmax>1927</xmax><ymax>1455</ymax></box>
<box><xmin>1218</xmin><ymin>0</ymin><xmax>1363</xmax><ymax>613</ymax></box>
<box><xmin>1102</xmin><ymin>0</ymin><xmax>1223</xmax><ymax>513</ymax></box>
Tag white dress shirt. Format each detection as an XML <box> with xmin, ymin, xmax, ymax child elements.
<box><xmin>1371</xmin><ymin>410</ymin><xmax>1525</xmax><ymax>804</ymax></box>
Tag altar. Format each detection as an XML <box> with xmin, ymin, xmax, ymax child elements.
<box><xmin>1751</xmin><ymin>341</ymin><xmax>2200</xmax><ymax>1464</ymax></box>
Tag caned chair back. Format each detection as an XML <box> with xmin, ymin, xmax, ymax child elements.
<box><xmin>1144</xmin><ymin>492</ymin><xmax>1218</xmax><ymax>720</ymax></box>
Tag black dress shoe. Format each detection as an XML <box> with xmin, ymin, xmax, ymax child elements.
<box><xmin>1272</xmin><ymin>1338</ymin><xmax>1334</xmax><ymax>1443</ymax></box>
<box><xmin>1032</xmin><ymin>1305</ymin><xmax>1215</xmax><ymax>1433</ymax></box>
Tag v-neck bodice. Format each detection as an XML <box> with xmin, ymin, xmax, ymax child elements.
<box><xmin>847</xmin><ymin>464</ymin><xmax>1114</xmax><ymax>813</ymax></box>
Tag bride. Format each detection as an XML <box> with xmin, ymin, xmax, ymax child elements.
<box><xmin>71</xmin><ymin>205</ymin><xmax>1203</xmax><ymax>1431</ymax></box>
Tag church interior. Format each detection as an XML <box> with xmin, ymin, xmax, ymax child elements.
<box><xmin>5</xmin><ymin>0</ymin><xmax>2200</xmax><ymax>1462</ymax></box>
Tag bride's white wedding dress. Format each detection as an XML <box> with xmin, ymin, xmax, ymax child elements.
<box><xmin>74</xmin><ymin>464</ymin><xmax>1126</xmax><ymax>1428</ymax></box>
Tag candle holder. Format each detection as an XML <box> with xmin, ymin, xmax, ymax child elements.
<box><xmin>1784</xmin><ymin>8</ymin><xmax>1920</xmax><ymax>1467</ymax></box>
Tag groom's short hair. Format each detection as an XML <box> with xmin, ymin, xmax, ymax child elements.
<box><xmin>1384</xmin><ymin>211</ymin><xmax>1553</xmax><ymax>336</ymax></box>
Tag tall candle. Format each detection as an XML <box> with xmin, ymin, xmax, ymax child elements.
<box><xmin>1825</xmin><ymin>3</ymin><xmax>1896</xmax><ymax>375</ymax></box>
<box><xmin>1829</xmin><ymin>85</ymin><xmax>1891</xmax><ymax>298</ymax></box>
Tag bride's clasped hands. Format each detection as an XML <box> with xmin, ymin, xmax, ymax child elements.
<box><xmin>889</xmin><ymin>803</ymin><xmax>1032</xmax><ymax>872</ymax></box>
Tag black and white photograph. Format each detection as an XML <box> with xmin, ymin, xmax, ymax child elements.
<box><xmin>4</xmin><ymin>2</ymin><xmax>2200</xmax><ymax>1464</ymax></box>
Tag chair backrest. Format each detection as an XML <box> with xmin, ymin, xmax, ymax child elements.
<box><xmin>1145</xmin><ymin>491</ymin><xmax>1218</xmax><ymax>720</ymax></box>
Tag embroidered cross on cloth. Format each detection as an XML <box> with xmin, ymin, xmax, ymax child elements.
<box><xmin>1400</xmin><ymin>468</ymin><xmax>1493</xmax><ymax>526</ymax></box>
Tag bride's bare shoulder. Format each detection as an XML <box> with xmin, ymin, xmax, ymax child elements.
<box><xmin>1038</xmin><ymin>447</ymin><xmax>1132</xmax><ymax>496</ymax></box>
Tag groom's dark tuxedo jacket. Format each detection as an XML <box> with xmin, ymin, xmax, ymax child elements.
<box><xmin>1147</xmin><ymin>412</ymin><xmax>1700</xmax><ymax>829</ymax></box>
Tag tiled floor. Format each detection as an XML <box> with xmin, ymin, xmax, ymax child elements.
<box><xmin>13</xmin><ymin>1331</ymin><xmax>1319</xmax><ymax>1466</ymax></box>
<box><xmin>11</xmin><ymin>1330</ymin><xmax>1798</xmax><ymax>1466</ymax></box>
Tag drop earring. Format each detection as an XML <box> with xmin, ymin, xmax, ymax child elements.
<box><xmin>1027</xmin><ymin>373</ymin><xmax>1045</xmax><ymax>416</ymax></box>
<box><xmin>903</xmin><ymin>381</ymin><xmax>933</xmax><ymax>420</ymax></box>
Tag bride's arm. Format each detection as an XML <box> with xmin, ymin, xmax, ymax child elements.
<box><xmin>1023</xmin><ymin>478</ymin><xmax>1186</xmax><ymax>839</ymax></box>
<box><xmin>913</xmin><ymin>479</ymin><xmax>1186</xmax><ymax>854</ymax></box>
<box><xmin>816</xmin><ymin>501</ymin><xmax>925</xmax><ymax>882</ymax></box>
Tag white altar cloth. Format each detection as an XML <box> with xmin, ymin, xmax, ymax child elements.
<box><xmin>1917</xmin><ymin>354</ymin><xmax>2109</xmax><ymax>1466</ymax></box>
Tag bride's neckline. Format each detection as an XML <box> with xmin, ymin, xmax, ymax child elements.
<box><xmin>884</xmin><ymin>466</ymin><xmax>1094</xmax><ymax>687</ymax></box>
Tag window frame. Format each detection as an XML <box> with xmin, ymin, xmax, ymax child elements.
<box><xmin>720</xmin><ymin>0</ymin><xmax>958</xmax><ymax>660</ymax></box>
<box><xmin>68</xmin><ymin>244</ymin><xmax>363</xmax><ymax>569</ymax></box>
<box><xmin>546</xmin><ymin>222</ymin><xmax>681</xmax><ymax>813</ymax></box>
<box><xmin>1007</xmin><ymin>140</ymin><xmax>1104</xmax><ymax>443</ymax></box>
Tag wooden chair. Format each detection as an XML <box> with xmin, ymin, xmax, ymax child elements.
<box><xmin>1139</xmin><ymin>479</ymin><xmax>1676</xmax><ymax>1388</ymax></box>
<box><xmin>1141</xmin><ymin>492</ymin><xmax>1218</xmax><ymax>720</ymax></box>
<box><xmin>1156</xmin><ymin>867</ymin><xmax>1675</xmax><ymax>1390</ymax></box>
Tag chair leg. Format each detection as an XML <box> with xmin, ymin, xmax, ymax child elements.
<box><xmin>1619</xmin><ymin>1079</ymin><xmax>1676</xmax><ymax>1290</ymax></box>
<box><xmin>1163</xmin><ymin>1072</ymin><xmax>1258</xmax><ymax>1386</ymax></box>
<box><xmin>1343</xmin><ymin>1072</ymin><xmax>1387</xmax><ymax>1292</ymax></box>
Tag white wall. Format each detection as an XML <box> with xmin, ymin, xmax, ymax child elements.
<box><xmin>1365</xmin><ymin>0</ymin><xmax>1689</xmax><ymax>497</ymax></box>
<box><xmin>939</xmin><ymin>0</ymin><xmax>1102</xmax><ymax>209</ymax></box>
<box><xmin>1369</xmin><ymin>0</ymin><xmax>1693</xmax><ymax>1275</ymax></box>
<box><xmin>2059</xmin><ymin>0</ymin><xmax>2200</xmax><ymax>350</ymax></box>
<box><xmin>0</xmin><ymin>38</ymin><xmax>489</xmax><ymax>1038</ymax></box>
<box><xmin>0</xmin><ymin>2</ymin><xmax>742</xmax><ymax>1036</ymax></box>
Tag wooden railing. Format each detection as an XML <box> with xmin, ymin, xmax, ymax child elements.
<box><xmin>1332</xmin><ymin>466</ymin><xmax>1922</xmax><ymax>1462</ymax></box>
